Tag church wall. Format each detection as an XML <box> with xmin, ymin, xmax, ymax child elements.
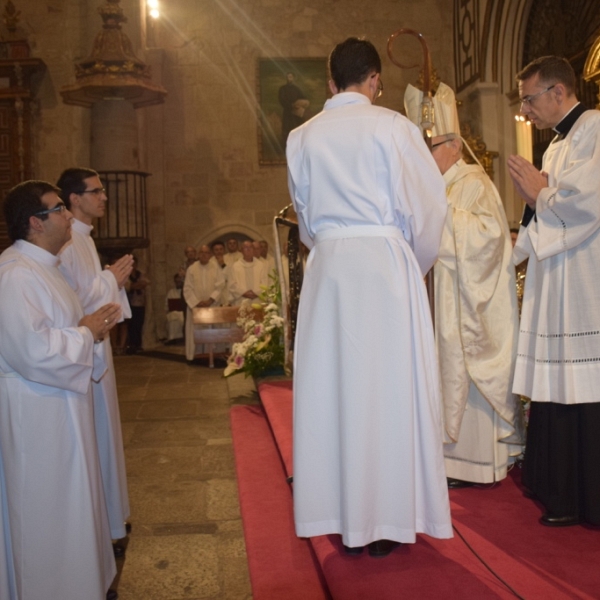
<box><xmin>19</xmin><ymin>0</ymin><xmax>454</xmax><ymax>344</ymax></box>
<box><xmin>24</xmin><ymin>0</ymin><xmax>92</xmax><ymax>179</ymax></box>
<box><xmin>137</xmin><ymin>0</ymin><xmax>456</xmax><ymax>341</ymax></box>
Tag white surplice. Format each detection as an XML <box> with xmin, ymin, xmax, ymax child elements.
<box><xmin>59</xmin><ymin>218</ymin><xmax>131</xmax><ymax>539</ymax></box>
<box><xmin>287</xmin><ymin>92</ymin><xmax>453</xmax><ymax>546</ymax></box>
<box><xmin>436</xmin><ymin>160</ymin><xmax>522</xmax><ymax>483</ymax></box>
<box><xmin>0</xmin><ymin>240</ymin><xmax>115</xmax><ymax>600</ymax></box>
<box><xmin>513</xmin><ymin>110</ymin><xmax>600</xmax><ymax>404</ymax></box>
<box><xmin>227</xmin><ymin>259</ymin><xmax>268</xmax><ymax>306</ymax></box>
<box><xmin>183</xmin><ymin>260</ymin><xmax>226</xmax><ymax>360</ymax></box>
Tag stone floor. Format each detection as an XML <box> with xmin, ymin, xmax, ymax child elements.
<box><xmin>111</xmin><ymin>347</ymin><xmax>257</xmax><ymax>600</ymax></box>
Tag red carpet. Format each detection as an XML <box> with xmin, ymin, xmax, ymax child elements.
<box><xmin>231</xmin><ymin>380</ymin><xmax>600</xmax><ymax>600</ymax></box>
<box><xmin>230</xmin><ymin>404</ymin><xmax>329</xmax><ymax>600</ymax></box>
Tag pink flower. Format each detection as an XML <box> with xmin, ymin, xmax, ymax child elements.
<box><xmin>253</xmin><ymin>324</ymin><xmax>263</xmax><ymax>336</ymax></box>
<box><xmin>235</xmin><ymin>355</ymin><xmax>245</xmax><ymax>367</ymax></box>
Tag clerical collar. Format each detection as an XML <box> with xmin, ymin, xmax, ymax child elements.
<box><xmin>72</xmin><ymin>218</ymin><xmax>93</xmax><ymax>236</ymax></box>
<box><xmin>552</xmin><ymin>102</ymin><xmax>587</xmax><ymax>141</ymax></box>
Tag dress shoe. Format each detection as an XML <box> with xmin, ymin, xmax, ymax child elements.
<box><xmin>113</xmin><ymin>542</ymin><xmax>125</xmax><ymax>558</ymax></box>
<box><xmin>447</xmin><ymin>478</ymin><xmax>476</xmax><ymax>489</ymax></box>
<box><xmin>107</xmin><ymin>590</ymin><xmax>118</xmax><ymax>600</ymax></box>
<box><xmin>368</xmin><ymin>539</ymin><xmax>400</xmax><ymax>558</ymax></box>
<box><xmin>540</xmin><ymin>513</ymin><xmax>581</xmax><ymax>527</ymax></box>
<box><xmin>343</xmin><ymin>544</ymin><xmax>364</xmax><ymax>555</ymax></box>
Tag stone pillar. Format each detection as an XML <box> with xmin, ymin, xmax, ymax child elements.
<box><xmin>91</xmin><ymin>99</ymin><xmax>140</xmax><ymax>171</ymax></box>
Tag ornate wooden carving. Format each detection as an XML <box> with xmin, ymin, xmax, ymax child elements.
<box><xmin>461</xmin><ymin>123</ymin><xmax>499</xmax><ymax>180</ymax></box>
<box><xmin>0</xmin><ymin>26</ymin><xmax>45</xmax><ymax>251</ymax></box>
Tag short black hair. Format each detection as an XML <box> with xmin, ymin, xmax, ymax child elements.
<box><xmin>210</xmin><ymin>240</ymin><xmax>225</xmax><ymax>250</ymax></box>
<box><xmin>4</xmin><ymin>180</ymin><xmax>62</xmax><ymax>242</ymax></box>
<box><xmin>517</xmin><ymin>56</ymin><xmax>577</xmax><ymax>95</ymax></box>
<box><xmin>329</xmin><ymin>37</ymin><xmax>381</xmax><ymax>91</ymax></box>
<box><xmin>56</xmin><ymin>167</ymin><xmax>99</xmax><ymax>209</ymax></box>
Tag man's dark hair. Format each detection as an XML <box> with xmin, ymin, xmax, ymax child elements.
<box><xmin>516</xmin><ymin>56</ymin><xmax>577</xmax><ymax>95</ymax></box>
<box><xmin>56</xmin><ymin>167</ymin><xmax>99</xmax><ymax>209</ymax></box>
<box><xmin>3</xmin><ymin>180</ymin><xmax>62</xmax><ymax>242</ymax></box>
<box><xmin>210</xmin><ymin>240</ymin><xmax>225</xmax><ymax>250</ymax></box>
<box><xmin>329</xmin><ymin>37</ymin><xmax>381</xmax><ymax>91</ymax></box>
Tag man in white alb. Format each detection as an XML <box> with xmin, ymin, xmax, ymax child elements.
<box><xmin>405</xmin><ymin>83</ymin><xmax>523</xmax><ymax>488</ymax></box>
<box><xmin>228</xmin><ymin>240</ymin><xmax>268</xmax><ymax>306</ymax></box>
<box><xmin>183</xmin><ymin>244</ymin><xmax>226</xmax><ymax>361</ymax></box>
<box><xmin>57</xmin><ymin>167</ymin><xmax>132</xmax><ymax>547</ymax></box>
<box><xmin>286</xmin><ymin>37</ymin><xmax>452</xmax><ymax>557</ymax></box>
<box><xmin>508</xmin><ymin>56</ymin><xmax>600</xmax><ymax>527</ymax></box>
<box><xmin>224</xmin><ymin>237</ymin><xmax>242</xmax><ymax>266</ymax></box>
<box><xmin>0</xmin><ymin>180</ymin><xmax>120</xmax><ymax>600</ymax></box>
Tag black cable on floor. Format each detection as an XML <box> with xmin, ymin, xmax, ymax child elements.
<box><xmin>452</xmin><ymin>522</ymin><xmax>527</xmax><ymax>600</ymax></box>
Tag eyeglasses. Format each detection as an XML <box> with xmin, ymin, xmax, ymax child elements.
<box><xmin>431</xmin><ymin>140</ymin><xmax>448</xmax><ymax>150</ymax></box>
<box><xmin>78</xmin><ymin>187</ymin><xmax>106</xmax><ymax>196</ymax></box>
<box><xmin>519</xmin><ymin>84</ymin><xmax>555</xmax><ymax>106</ymax></box>
<box><xmin>34</xmin><ymin>202</ymin><xmax>67</xmax><ymax>217</ymax></box>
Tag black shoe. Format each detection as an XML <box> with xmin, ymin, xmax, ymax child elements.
<box><xmin>125</xmin><ymin>521</ymin><xmax>132</xmax><ymax>534</ymax></box>
<box><xmin>113</xmin><ymin>542</ymin><xmax>125</xmax><ymax>558</ymax></box>
<box><xmin>540</xmin><ymin>513</ymin><xmax>581</xmax><ymax>527</ymax></box>
<box><xmin>107</xmin><ymin>590</ymin><xmax>118</xmax><ymax>600</ymax></box>
<box><xmin>368</xmin><ymin>539</ymin><xmax>400</xmax><ymax>558</ymax></box>
<box><xmin>447</xmin><ymin>478</ymin><xmax>476</xmax><ymax>489</ymax></box>
<box><xmin>343</xmin><ymin>544</ymin><xmax>364</xmax><ymax>555</ymax></box>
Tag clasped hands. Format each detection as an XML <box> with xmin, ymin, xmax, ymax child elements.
<box><xmin>507</xmin><ymin>154</ymin><xmax>549</xmax><ymax>209</ymax></box>
<box><xmin>79</xmin><ymin>303</ymin><xmax>122</xmax><ymax>343</ymax></box>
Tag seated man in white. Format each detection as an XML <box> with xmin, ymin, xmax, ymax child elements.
<box><xmin>223</xmin><ymin>237</ymin><xmax>242</xmax><ymax>266</ymax></box>
<box><xmin>165</xmin><ymin>272</ymin><xmax>185</xmax><ymax>343</ymax></box>
<box><xmin>183</xmin><ymin>245</ymin><xmax>226</xmax><ymax>361</ymax></box>
<box><xmin>228</xmin><ymin>240</ymin><xmax>268</xmax><ymax>306</ymax></box>
<box><xmin>259</xmin><ymin>239</ymin><xmax>276</xmax><ymax>275</ymax></box>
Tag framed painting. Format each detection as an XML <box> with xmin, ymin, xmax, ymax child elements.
<box><xmin>257</xmin><ymin>57</ymin><xmax>329</xmax><ymax>165</ymax></box>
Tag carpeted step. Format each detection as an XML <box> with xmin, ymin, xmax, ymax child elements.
<box><xmin>230</xmin><ymin>404</ymin><xmax>330</xmax><ymax>600</ymax></box>
<box><xmin>257</xmin><ymin>380</ymin><xmax>294</xmax><ymax>477</ymax></box>
<box><xmin>252</xmin><ymin>380</ymin><xmax>600</xmax><ymax>599</ymax></box>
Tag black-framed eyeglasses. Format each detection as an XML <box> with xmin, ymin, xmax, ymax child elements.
<box><xmin>78</xmin><ymin>187</ymin><xmax>106</xmax><ymax>196</ymax></box>
<box><xmin>519</xmin><ymin>85</ymin><xmax>555</xmax><ymax>106</ymax></box>
<box><xmin>431</xmin><ymin>140</ymin><xmax>447</xmax><ymax>150</ymax></box>
<box><xmin>34</xmin><ymin>202</ymin><xmax>67</xmax><ymax>217</ymax></box>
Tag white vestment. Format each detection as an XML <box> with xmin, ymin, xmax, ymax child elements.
<box><xmin>0</xmin><ymin>240</ymin><xmax>115</xmax><ymax>600</ymax></box>
<box><xmin>224</xmin><ymin>251</ymin><xmax>242</xmax><ymax>266</ymax></box>
<box><xmin>436</xmin><ymin>160</ymin><xmax>522</xmax><ymax>483</ymax></box>
<box><xmin>59</xmin><ymin>218</ymin><xmax>131</xmax><ymax>539</ymax></box>
<box><xmin>287</xmin><ymin>92</ymin><xmax>452</xmax><ymax>546</ymax></box>
<box><xmin>208</xmin><ymin>257</ymin><xmax>230</xmax><ymax>304</ymax></box>
<box><xmin>227</xmin><ymin>259</ymin><xmax>268</xmax><ymax>306</ymax></box>
<box><xmin>183</xmin><ymin>260</ymin><xmax>226</xmax><ymax>360</ymax></box>
<box><xmin>165</xmin><ymin>287</ymin><xmax>185</xmax><ymax>340</ymax></box>
<box><xmin>514</xmin><ymin>110</ymin><xmax>600</xmax><ymax>403</ymax></box>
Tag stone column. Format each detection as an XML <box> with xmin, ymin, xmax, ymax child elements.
<box><xmin>91</xmin><ymin>99</ymin><xmax>140</xmax><ymax>171</ymax></box>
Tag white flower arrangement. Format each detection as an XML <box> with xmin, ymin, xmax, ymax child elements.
<box><xmin>224</xmin><ymin>276</ymin><xmax>285</xmax><ymax>378</ymax></box>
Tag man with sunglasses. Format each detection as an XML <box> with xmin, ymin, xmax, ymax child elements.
<box><xmin>0</xmin><ymin>180</ymin><xmax>121</xmax><ymax>599</ymax></box>
<box><xmin>508</xmin><ymin>56</ymin><xmax>600</xmax><ymax>527</ymax></box>
<box><xmin>405</xmin><ymin>82</ymin><xmax>523</xmax><ymax>490</ymax></box>
<box><xmin>286</xmin><ymin>37</ymin><xmax>451</xmax><ymax>557</ymax></box>
<box><xmin>56</xmin><ymin>168</ymin><xmax>133</xmax><ymax>547</ymax></box>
